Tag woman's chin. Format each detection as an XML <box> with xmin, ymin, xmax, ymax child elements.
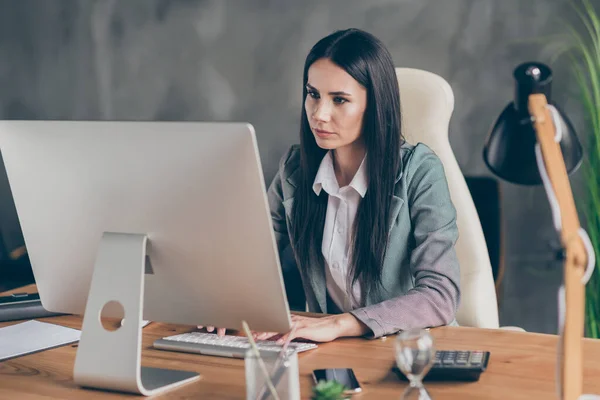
<box><xmin>314</xmin><ymin>137</ymin><xmax>338</xmax><ymax>150</ymax></box>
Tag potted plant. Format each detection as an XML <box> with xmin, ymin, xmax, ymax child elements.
<box><xmin>311</xmin><ymin>380</ymin><xmax>349</xmax><ymax>400</ymax></box>
<box><xmin>559</xmin><ymin>0</ymin><xmax>600</xmax><ymax>338</ymax></box>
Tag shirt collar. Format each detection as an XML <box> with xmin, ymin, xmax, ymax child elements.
<box><xmin>312</xmin><ymin>151</ymin><xmax>337</xmax><ymax>196</ymax></box>
<box><xmin>349</xmin><ymin>156</ymin><xmax>368</xmax><ymax>197</ymax></box>
<box><xmin>312</xmin><ymin>151</ymin><xmax>368</xmax><ymax>198</ymax></box>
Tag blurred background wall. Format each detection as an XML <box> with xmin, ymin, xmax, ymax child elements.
<box><xmin>0</xmin><ymin>0</ymin><xmax>594</xmax><ymax>333</ymax></box>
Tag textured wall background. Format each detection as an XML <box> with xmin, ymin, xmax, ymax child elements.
<box><xmin>0</xmin><ymin>0</ymin><xmax>595</xmax><ymax>333</ymax></box>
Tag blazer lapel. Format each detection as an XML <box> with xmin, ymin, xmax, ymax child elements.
<box><xmin>389</xmin><ymin>195</ymin><xmax>404</xmax><ymax>232</ymax></box>
<box><xmin>283</xmin><ymin>197</ymin><xmax>294</xmax><ymax>221</ymax></box>
<box><xmin>282</xmin><ymin>196</ymin><xmax>328</xmax><ymax>313</ymax></box>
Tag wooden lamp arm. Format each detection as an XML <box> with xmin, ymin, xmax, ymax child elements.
<box><xmin>528</xmin><ymin>93</ymin><xmax>588</xmax><ymax>400</ymax></box>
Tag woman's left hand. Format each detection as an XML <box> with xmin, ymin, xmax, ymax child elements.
<box><xmin>268</xmin><ymin>313</ymin><xmax>370</xmax><ymax>344</ymax></box>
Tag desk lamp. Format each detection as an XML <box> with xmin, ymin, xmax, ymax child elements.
<box><xmin>483</xmin><ymin>61</ymin><xmax>596</xmax><ymax>400</ymax></box>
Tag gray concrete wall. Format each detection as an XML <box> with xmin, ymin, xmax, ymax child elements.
<box><xmin>0</xmin><ymin>0</ymin><xmax>595</xmax><ymax>333</ymax></box>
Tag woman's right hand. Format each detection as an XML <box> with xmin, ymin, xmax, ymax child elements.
<box><xmin>197</xmin><ymin>325</ymin><xmax>280</xmax><ymax>340</ymax></box>
<box><xmin>197</xmin><ymin>325</ymin><xmax>227</xmax><ymax>337</ymax></box>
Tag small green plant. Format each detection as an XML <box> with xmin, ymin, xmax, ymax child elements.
<box><xmin>563</xmin><ymin>0</ymin><xmax>600</xmax><ymax>339</ymax></box>
<box><xmin>539</xmin><ymin>0</ymin><xmax>600</xmax><ymax>339</ymax></box>
<box><xmin>311</xmin><ymin>380</ymin><xmax>348</xmax><ymax>400</ymax></box>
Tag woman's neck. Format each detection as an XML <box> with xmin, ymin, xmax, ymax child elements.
<box><xmin>332</xmin><ymin>142</ymin><xmax>366</xmax><ymax>187</ymax></box>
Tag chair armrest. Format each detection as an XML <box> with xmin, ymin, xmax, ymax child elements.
<box><xmin>499</xmin><ymin>325</ymin><xmax>527</xmax><ymax>332</ymax></box>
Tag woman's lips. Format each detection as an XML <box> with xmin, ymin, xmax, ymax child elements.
<box><xmin>314</xmin><ymin>128</ymin><xmax>335</xmax><ymax>138</ymax></box>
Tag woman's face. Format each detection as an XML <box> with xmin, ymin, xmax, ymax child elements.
<box><xmin>305</xmin><ymin>58</ymin><xmax>368</xmax><ymax>152</ymax></box>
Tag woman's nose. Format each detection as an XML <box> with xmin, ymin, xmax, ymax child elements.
<box><xmin>312</xmin><ymin>102</ymin><xmax>331</xmax><ymax>123</ymax></box>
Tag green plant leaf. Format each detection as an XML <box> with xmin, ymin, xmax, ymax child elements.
<box><xmin>559</xmin><ymin>0</ymin><xmax>600</xmax><ymax>338</ymax></box>
<box><xmin>311</xmin><ymin>380</ymin><xmax>348</xmax><ymax>400</ymax></box>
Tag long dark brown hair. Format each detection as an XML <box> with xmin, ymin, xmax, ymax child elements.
<box><xmin>291</xmin><ymin>28</ymin><xmax>404</xmax><ymax>303</ymax></box>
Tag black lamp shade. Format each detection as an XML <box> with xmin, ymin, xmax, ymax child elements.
<box><xmin>483</xmin><ymin>62</ymin><xmax>583</xmax><ymax>186</ymax></box>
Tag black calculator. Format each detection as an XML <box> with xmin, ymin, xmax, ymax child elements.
<box><xmin>392</xmin><ymin>350</ymin><xmax>490</xmax><ymax>382</ymax></box>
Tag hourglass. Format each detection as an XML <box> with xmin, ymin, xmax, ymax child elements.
<box><xmin>394</xmin><ymin>329</ymin><xmax>435</xmax><ymax>400</ymax></box>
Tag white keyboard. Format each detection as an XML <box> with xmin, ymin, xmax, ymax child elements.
<box><xmin>153</xmin><ymin>331</ymin><xmax>318</xmax><ymax>359</ymax></box>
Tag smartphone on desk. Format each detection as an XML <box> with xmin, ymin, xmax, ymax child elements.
<box><xmin>312</xmin><ymin>368</ymin><xmax>362</xmax><ymax>395</ymax></box>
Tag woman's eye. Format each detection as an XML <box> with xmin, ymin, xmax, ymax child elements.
<box><xmin>307</xmin><ymin>90</ymin><xmax>320</xmax><ymax>99</ymax></box>
<box><xmin>333</xmin><ymin>97</ymin><xmax>348</xmax><ymax>104</ymax></box>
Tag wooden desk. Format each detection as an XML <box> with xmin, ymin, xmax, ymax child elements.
<box><xmin>2</xmin><ymin>286</ymin><xmax>600</xmax><ymax>399</ymax></box>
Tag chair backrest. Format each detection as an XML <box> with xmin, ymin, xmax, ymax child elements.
<box><xmin>395</xmin><ymin>68</ymin><xmax>499</xmax><ymax>328</ymax></box>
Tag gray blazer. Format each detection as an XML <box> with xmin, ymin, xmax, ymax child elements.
<box><xmin>267</xmin><ymin>142</ymin><xmax>460</xmax><ymax>338</ymax></box>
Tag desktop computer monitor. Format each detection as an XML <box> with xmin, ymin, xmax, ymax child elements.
<box><xmin>0</xmin><ymin>120</ymin><xmax>292</xmax><ymax>334</ymax></box>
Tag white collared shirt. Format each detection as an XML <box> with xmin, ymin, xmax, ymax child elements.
<box><xmin>312</xmin><ymin>151</ymin><xmax>367</xmax><ymax>312</ymax></box>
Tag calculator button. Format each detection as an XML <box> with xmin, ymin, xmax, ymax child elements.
<box><xmin>442</xmin><ymin>351</ymin><xmax>457</xmax><ymax>364</ymax></box>
<box><xmin>469</xmin><ymin>351</ymin><xmax>484</xmax><ymax>365</ymax></box>
<box><xmin>455</xmin><ymin>351</ymin><xmax>469</xmax><ymax>365</ymax></box>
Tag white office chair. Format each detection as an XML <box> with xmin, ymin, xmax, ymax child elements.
<box><xmin>395</xmin><ymin>68</ymin><xmax>500</xmax><ymax>329</ymax></box>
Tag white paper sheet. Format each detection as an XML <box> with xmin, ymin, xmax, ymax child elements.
<box><xmin>0</xmin><ymin>320</ymin><xmax>81</xmax><ymax>361</ymax></box>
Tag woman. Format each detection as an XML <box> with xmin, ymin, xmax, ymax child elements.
<box><xmin>201</xmin><ymin>28</ymin><xmax>460</xmax><ymax>342</ymax></box>
<box><xmin>264</xmin><ymin>28</ymin><xmax>460</xmax><ymax>343</ymax></box>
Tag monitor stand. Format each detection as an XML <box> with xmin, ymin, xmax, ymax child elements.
<box><xmin>73</xmin><ymin>232</ymin><xmax>199</xmax><ymax>395</ymax></box>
